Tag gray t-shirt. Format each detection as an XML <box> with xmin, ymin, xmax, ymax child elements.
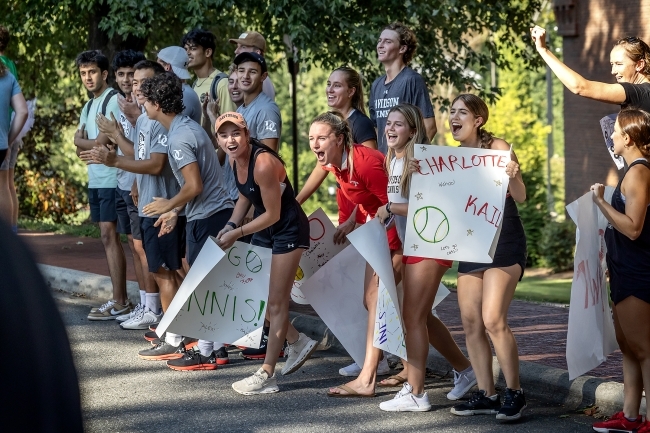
<box><xmin>182</xmin><ymin>83</ymin><xmax>202</xmax><ymax>124</ymax></box>
<box><xmin>0</xmin><ymin>72</ymin><xmax>20</xmax><ymax>151</ymax></box>
<box><xmin>116</xmin><ymin>110</ymin><xmax>136</xmax><ymax>191</ymax></box>
<box><xmin>167</xmin><ymin>115</ymin><xmax>234</xmax><ymax>221</ymax></box>
<box><xmin>369</xmin><ymin>67</ymin><xmax>434</xmax><ymax>154</ymax></box>
<box><xmin>134</xmin><ymin>114</ymin><xmax>180</xmax><ymax>217</ymax></box>
<box><xmin>236</xmin><ymin>92</ymin><xmax>282</xmax><ymax>141</ymax></box>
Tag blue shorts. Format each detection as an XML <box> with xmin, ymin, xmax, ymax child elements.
<box><xmin>186</xmin><ymin>208</ymin><xmax>233</xmax><ymax>266</ymax></box>
<box><xmin>115</xmin><ymin>188</ymin><xmax>141</xmax><ymax>239</ymax></box>
<box><xmin>141</xmin><ymin>216</ymin><xmax>186</xmax><ymax>273</ymax></box>
<box><xmin>88</xmin><ymin>188</ymin><xmax>117</xmax><ymax>223</ymax></box>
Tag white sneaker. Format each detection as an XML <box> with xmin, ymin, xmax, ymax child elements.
<box><xmin>281</xmin><ymin>333</ymin><xmax>318</xmax><ymax>375</ymax></box>
<box><xmin>379</xmin><ymin>382</ymin><xmax>431</xmax><ymax>412</ymax></box>
<box><xmin>338</xmin><ymin>357</ymin><xmax>390</xmax><ymax>376</ymax></box>
<box><xmin>121</xmin><ymin>307</ymin><xmax>162</xmax><ymax>330</ymax></box>
<box><xmin>116</xmin><ymin>303</ymin><xmax>144</xmax><ymax>322</ymax></box>
<box><xmin>232</xmin><ymin>368</ymin><xmax>280</xmax><ymax>395</ymax></box>
<box><xmin>447</xmin><ymin>367</ymin><xmax>477</xmax><ymax>400</ymax></box>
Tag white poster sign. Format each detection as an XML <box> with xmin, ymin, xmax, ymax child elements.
<box><xmin>348</xmin><ymin>218</ymin><xmax>407</xmax><ymax>360</ymax></box>
<box><xmin>566</xmin><ymin>188</ymin><xmax>618</xmax><ymax>380</ymax></box>
<box><xmin>156</xmin><ymin>239</ymin><xmax>273</xmax><ymax>348</ymax></box>
<box><xmin>600</xmin><ymin>114</ymin><xmax>625</xmax><ymax>170</ymax></box>
<box><xmin>404</xmin><ymin>145</ymin><xmax>510</xmax><ymax>262</ymax></box>
<box><xmin>298</xmin><ymin>245</ymin><xmax>368</xmax><ymax>366</ymax></box>
<box><xmin>291</xmin><ymin>208</ymin><xmax>349</xmax><ymax>304</ymax></box>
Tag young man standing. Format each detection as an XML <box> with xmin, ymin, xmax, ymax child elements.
<box><xmin>139</xmin><ymin>72</ymin><xmax>235</xmax><ymax>367</ymax></box>
<box><xmin>156</xmin><ymin>47</ymin><xmax>202</xmax><ymax>124</ymax></box>
<box><xmin>229</xmin><ymin>31</ymin><xmax>276</xmax><ymax>100</ymax></box>
<box><xmin>73</xmin><ymin>50</ymin><xmax>132</xmax><ymax>320</ymax></box>
<box><xmin>182</xmin><ymin>29</ymin><xmax>235</xmax><ymax>116</ymax></box>
<box><xmin>82</xmin><ymin>61</ymin><xmax>182</xmax><ymax>332</ymax></box>
<box><xmin>369</xmin><ymin>22</ymin><xmax>437</xmax><ymax>154</ymax></box>
<box><xmin>234</xmin><ymin>52</ymin><xmax>281</xmax><ymax>151</ymax></box>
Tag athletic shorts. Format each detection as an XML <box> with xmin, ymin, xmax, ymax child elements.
<box><xmin>141</xmin><ymin>216</ymin><xmax>186</xmax><ymax>272</ymax></box>
<box><xmin>0</xmin><ymin>139</ymin><xmax>20</xmax><ymax>171</ymax></box>
<box><xmin>251</xmin><ymin>205</ymin><xmax>310</xmax><ymax>254</ymax></box>
<box><xmin>186</xmin><ymin>208</ymin><xmax>233</xmax><ymax>266</ymax></box>
<box><xmin>402</xmin><ymin>255</ymin><xmax>453</xmax><ymax>268</ymax></box>
<box><xmin>88</xmin><ymin>188</ymin><xmax>117</xmax><ymax>223</ymax></box>
<box><xmin>0</xmin><ymin>149</ymin><xmax>6</xmax><ymax>165</ymax></box>
<box><xmin>115</xmin><ymin>188</ymin><xmax>141</xmax><ymax>239</ymax></box>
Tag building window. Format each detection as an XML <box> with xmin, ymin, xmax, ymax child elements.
<box><xmin>553</xmin><ymin>0</ymin><xmax>578</xmax><ymax>36</ymax></box>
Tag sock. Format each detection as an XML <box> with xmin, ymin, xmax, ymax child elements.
<box><xmin>11</xmin><ymin>225</ymin><xmax>17</xmax><ymax>234</ymax></box>
<box><xmin>213</xmin><ymin>342</ymin><xmax>225</xmax><ymax>351</ymax></box>
<box><xmin>139</xmin><ymin>290</ymin><xmax>146</xmax><ymax>306</ymax></box>
<box><xmin>145</xmin><ymin>293</ymin><xmax>161</xmax><ymax>314</ymax></box>
<box><xmin>414</xmin><ymin>392</ymin><xmax>425</xmax><ymax>398</ymax></box>
<box><xmin>165</xmin><ymin>332</ymin><xmax>182</xmax><ymax>346</ymax></box>
<box><xmin>488</xmin><ymin>394</ymin><xmax>498</xmax><ymax>401</ymax></box>
<box><xmin>460</xmin><ymin>365</ymin><xmax>473</xmax><ymax>374</ymax></box>
<box><xmin>198</xmin><ymin>340</ymin><xmax>214</xmax><ymax>357</ymax></box>
<box><xmin>626</xmin><ymin>416</ymin><xmax>639</xmax><ymax>422</ymax></box>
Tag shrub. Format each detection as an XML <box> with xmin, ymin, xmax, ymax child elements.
<box><xmin>539</xmin><ymin>218</ymin><xmax>576</xmax><ymax>273</ymax></box>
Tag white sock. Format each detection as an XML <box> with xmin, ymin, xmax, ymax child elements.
<box><xmin>213</xmin><ymin>342</ymin><xmax>225</xmax><ymax>351</ymax></box>
<box><xmin>488</xmin><ymin>394</ymin><xmax>498</xmax><ymax>401</ymax></box>
<box><xmin>139</xmin><ymin>290</ymin><xmax>146</xmax><ymax>306</ymax></box>
<box><xmin>460</xmin><ymin>365</ymin><xmax>473</xmax><ymax>374</ymax></box>
<box><xmin>165</xmin><ymin>332</ymin><xmax>182</xmax><ymax>346</ymax></box>
<box><xmin>145</xmin><ymin>293</ymin><xmax>161</xmax><ymax>314</ymax></box>
<box><xmin>198</xmin><ymin>340</ymin><xmax>215</xmax><ymax>357</ymax></box>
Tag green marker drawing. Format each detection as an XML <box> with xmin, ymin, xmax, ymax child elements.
<box><xmin>413</xmin><ymin>206</ymin><xmax>450</xmax><ymax>243</ymax></box>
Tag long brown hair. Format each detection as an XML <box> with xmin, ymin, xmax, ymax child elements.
<box><xmin>384</xmin><ymin>104</ymin><xmax>429</xmax><ymax>198</ymax></box>
<box><xmin>311</xmin><ymin>111</ymin><xmax>355</xmax><ymax>176</ymax></box>
<box><xmin>451</xmin><ymin>94</ymin><xmax>494</xmax><ymax>149</ymax></box>
<box><xmin>331</xmin><ymin>66</ymin><xmax>366</xmax><ymax>115</ymax></box>
<box><xmin>617</xmin><ymin>108</ymin><xmax>650</xmax><ymax>158</ymax></box>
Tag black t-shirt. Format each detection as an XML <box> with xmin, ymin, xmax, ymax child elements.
<box><xmin>620</xmin><ymin>82</ymin><xmax>650</xmax><ymax>112</ymax></box>
<box><xmin>348</xmin><ymin>109</ymin><xmax>377</xmax><ymax>145</ymax></box>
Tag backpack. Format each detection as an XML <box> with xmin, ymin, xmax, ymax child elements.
<box><xmin>85</xmin><ymin>88</ymin><xmax>120</xmax><ymax>117</ymax></box>
<box><xmin>209</xmin><ymin>72</ymin><xmax>229</xmax><ymax>101</ymax></box>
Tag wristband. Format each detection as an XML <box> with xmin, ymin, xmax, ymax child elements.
<box><xmin>226</xmin><ymin>221</ymin><xmax>237</xmax><ymax>230</ymax></box>
<box><xmin>386</xmin><ymin>201</ymin><xmax>392</xmax><ymax>215</ymax></box>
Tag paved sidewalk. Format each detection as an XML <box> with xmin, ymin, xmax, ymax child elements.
<box><xmin>21</xmin><ymin>230</ymin><xmax>623</xmax><ymax>382</ymax></box>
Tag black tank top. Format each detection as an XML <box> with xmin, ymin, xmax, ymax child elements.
<box><xmin>234</xmin><ymin>142</ymin><xmax>296</xmax><ymax>216</ymax></box>
<box><xmin>605</xmin><ymin>159</ymin><xmax>650</xmax><ymax>280</ymax></box>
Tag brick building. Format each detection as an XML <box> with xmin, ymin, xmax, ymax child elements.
<box><xmin>554</xmin><ymin>0</ymin><xmax>650</xmax><ymax>202</ymax></box>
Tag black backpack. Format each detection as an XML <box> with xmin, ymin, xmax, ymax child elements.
<box><xmin>85</xmin><ymin>88</ymin><xmax>120</xmax><ymax>117</ymax></box>
<box><xmin>209</xmin><ymin>72</ymin><xmax>229</xmax><ymax>101</ymax></box>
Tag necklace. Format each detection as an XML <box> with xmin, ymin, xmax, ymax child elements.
<box><xmin>194</xmin><ymin>68</ymin><xmax>216</xmax><ymax>88</ymax></box>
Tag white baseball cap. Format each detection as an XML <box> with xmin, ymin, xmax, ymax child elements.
<box><xmin>157</xmin><ymin>46</ymin><xmax>191</xmax><ymax>80</ymax></box>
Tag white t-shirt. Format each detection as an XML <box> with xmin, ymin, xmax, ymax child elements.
<box><xmin>388</xmin><ymin>156</ymin><xmax>408</xmax><ymax>243</ymax></box>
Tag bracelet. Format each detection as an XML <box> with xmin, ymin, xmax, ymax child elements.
<box><xmin>240</xmin><ymin>226</ymin><xmax>244</xmax><ymax>238</ymax></box>
<box><xmin>386</xmin><ymin>201</ymin><xmax>392</xmax><ymax>215</ymax></box>
<box><xmin>226</xmin><ymin>221</ymin><xmax>237</xmax><ymax>230</ymax></box>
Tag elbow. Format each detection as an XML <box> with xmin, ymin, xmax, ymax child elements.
<box><xmin>153</xmin><ymin>164</ymin><xmax>164</xmax><ymax>176</ymax></box>
<box><xmin>513</xmin><ymin>191</ymin><xmax>526</xmax><ymax>203</ymax></box>
<box><xmin>570</xmin><ymin>81</ymin><xmax>588</xmax><ymax>96</ymax></box>
<box><xmin>189</xmin><ymin>183</ymin><xmax>203</xmax><ymax>198</ymax></box>
<box><xmin>627</xmin><ymin>229</ymin><xmax>641</xmax><ymax>241</ymax></box>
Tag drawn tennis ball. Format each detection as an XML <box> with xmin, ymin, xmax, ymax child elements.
<box><xmin>413</xmin><ymin>206</ymin><xmax>449</xmax><ymax>243</ymax></box>
<box><xmin>295</xmin><ymin>266</ymin><xmax>304</xmax><ymax>281</ymax></box>
<box><xmin>246</xmin><ymin>251</ymin><xmax>263</xmax><ymax>273</ymax></box>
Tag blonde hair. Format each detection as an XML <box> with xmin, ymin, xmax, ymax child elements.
<box><xmin>451</xmin><ymin>94</ymin><xmax>494</xmax><ymax>149</ymax></box>
<box><xmin>311</xmin><ymin>111</ymin><xmax>355</xmax><ymax>176</ymax></box>
<box><xmin>384</xmin><ymin>103</ymin><xmax>429</xmax><ymax>198</ymax></box>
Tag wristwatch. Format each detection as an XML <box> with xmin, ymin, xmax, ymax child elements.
<box><xmin>386</xmin><ymin>201</ymin><xmax>393</xmax><ymax>216</ymax></box>
<box><xmin>226</xmin><ymin>221</ymin><xmax>238</xmax><ymax>230</ymax></box>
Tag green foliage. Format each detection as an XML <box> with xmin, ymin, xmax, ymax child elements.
<box><xmin>539</xmin><ymin>218</ymin><xmax>576</xmax><ymax>273</ymax></box>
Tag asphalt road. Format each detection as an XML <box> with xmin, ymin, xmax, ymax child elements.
<box><xmin>56</xmin><ymin>292</ymin><xmax>597</xmax><ymax>433</ymax></box>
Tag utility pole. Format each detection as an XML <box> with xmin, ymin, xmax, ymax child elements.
<box><xmin>284</xmin><ymin>35</ymin><xmax>299</xmax><ymax>191</ymax></box>
<box><xmin>546</xmin><ymin>33</ymin><xmax>555</xmax><ymax>214</ymax></box>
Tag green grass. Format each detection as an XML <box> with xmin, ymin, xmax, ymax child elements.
<box><xmin>19</xmin><ymin>217</ymin><xmax>101</xmax><ymax>238</ymax></box>
<box><xmin>440</xmin><ymin>262</ymin><xmax>572</xmax><ymax>304</ymax></box>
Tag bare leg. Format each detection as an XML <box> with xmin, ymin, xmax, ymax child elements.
<box><xmin>262</xmin><ymin>248</ymin><xmax>304</xmax><ymax>376</ymax></box>
<box><xmin>457</xmin><ymin>272</ymin><xmax>495</xmax><ymax>395</ymax></box>
<box><xmin>126</xmin><ymin>235</ymin><xmax>145</xmax><ymax>293</ymax></box>
<box><xmin>0</xmin><ymin>170</ymin><xmax>11</xmax><ymax>224</ymax></box>
<box><xmin>99</xmin><ymin>221</ymin><xmax>127</xmax><ymax>305</ymax></box>
<box><xmin>152</xmin><ymin>268</ymin><xmax>179</xmax><ymax>312</ymax></box>
<box><xmin>482</xmin><ymin>265</ymin><xmax>521</xmax><ymax>390</ymax></box>
<box><xmin>426</xmin><ymin>313</ymin><xmax>471</xmax><ymax>372</ymax></box>
<box><xmin>9</xmin><ymin>167</ymin><xmax>18</xmax><ymax>227</ymax></box>
<box><xmin>133</xmin><ymin>239</ymin><xmax>157</xmax><ymax>293</ymax></box>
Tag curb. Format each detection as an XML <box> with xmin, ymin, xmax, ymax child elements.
<box><xmin>41</xmin><ymin>263</ymin><xmax>642</xmax><ymax>415</ymax></box>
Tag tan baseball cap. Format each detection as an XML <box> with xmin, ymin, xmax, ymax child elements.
<box><xmin>229</xmin><ymin>31</ymin><xmax>267</xmax><ymax>52</ymax></box>
<box><xmin>215</xmin><ymin>112</ymin><xmax>248</xmax><ymax>132</ymax></box>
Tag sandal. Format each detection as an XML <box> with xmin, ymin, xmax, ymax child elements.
<box><xmin>377</xmin><ymin>374</ymin><xmax>407</xmax><ymax>387</ymax></box>
<box><xmin>327</xmin><ymin>384</ymin><xmax>375</xmax><ymax>398</ymax></box>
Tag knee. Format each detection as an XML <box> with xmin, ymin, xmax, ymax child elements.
<box><xmin>100</xmin><ymin>225</ymin><xmax>118</xmax><ymax>244</ymax></box>
<box><xmin>625</xmin><ymin>339</ymin><xmax>650</xmax><ymax>361</ymax></box>
<box><xmin>461</xmin><ymin>313</ymin><xmax>484</xmax><ymax>337</ymax></box>
<box><xmin>483</xmin><ymin>316</ymin><xmax>509</xmax><ymax>337</ymax></box>
<box><xmin>266</xmin><ymin>299</ymin><xmax>287</xmax><ymax>317</ymax></box>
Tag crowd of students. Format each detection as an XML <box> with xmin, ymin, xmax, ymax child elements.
<box><xmin>3</xmin><ymin>20</ymin><xmax>648</xmax><ymax>431</ymax></box>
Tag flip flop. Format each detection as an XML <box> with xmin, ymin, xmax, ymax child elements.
<box><xmin>327</xmin><ymin>384</ymin><xmax>375</xmax><ymax>398</ymax></box>
<box><xmin>377</xmin><ymin>375</ymin><xmax>407</xmax><ymax>387</ymax></box>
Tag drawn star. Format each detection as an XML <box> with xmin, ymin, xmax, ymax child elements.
<box><xmin>415</xmin><ymin>192</ymin><xmax>423</xmax><ymax>200</ymax></box>
<box><xmin>467</xmin><ymin>229</ymin><xmax>474</xmax><ymax>236</ymax></box>
<box><xmin>411</xmin><ymin>244</ymin><xmax>419</xmax><ymax>251</ymax></box>
<box><xmin>494</xmin><ymin>179</ymin><xmax>502</xmax><ymax>186</ymax></box>
<box><xmin>420</xmin><ymin>145</ymin><xmax>428</xmax><ymax>152</ymax></box>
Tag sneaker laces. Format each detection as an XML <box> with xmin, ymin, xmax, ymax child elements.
<box><xmin>394</xmin><ymin>382</ymin><xmax>413</xmax><ymax>399</ymax></box>
<box><xmin>97</xmin><ymin>300</ymin><xmax>116</xmax><ymax>312</ymax></box>
<box><xmin>132</xmin><ymin>305</ymin><xmax>148</xmax><ymax>322</ymax></box>
<box><xmin>468</xmin><ymin>390</ymin><xmax>486</xmax><ymax>404</ymax></box>
<box><xmin>452</xmin><ymin>369</ymin><xmax>461</xmax><ymax>384</ymax></box>
<box><xmin>247</xmin><ymin>369</ymin><xmax>268</xmax><ymax>385</ymax></box>
<box><xmin>503</xmin><ymin>389</ymin><xmax>519</xmax><ymax>407</ymax></box>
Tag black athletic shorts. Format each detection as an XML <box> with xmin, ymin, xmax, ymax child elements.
<box><xmin>251</xmin><ymin>205</ymin><xmax>310</xmax><ymax>254</ymax></box>
<box><xmin>0</xmin><ymin>149</ymin><xmax>7</xmax><ymax>164</ymax></box>
<box><xmin>186</xmin><ymin>208</ymin><xmax>233</xmax><ymax>266</ymax></box>
<box><xmin>141</xmin><ymin>216</ymin><xmax>186</xmax><ymax>272</ymax></box>
<box><xmin>88</xmin><ymin>188</ymin><xmax>117</xmax><ymax>223</ymax></box>
<box><xmin>115</xmin><ymin>188</ymin><xmax>141</xmax><ymax>240</ymax></box>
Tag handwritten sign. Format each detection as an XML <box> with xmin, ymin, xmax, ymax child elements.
<box><xmin>156</xmin><ymin>238</ymin><xmax>272</xmax><ymax>348</ymax></box>
<box><xmin>404</xmin><ymin>145</ymin><xmax>510</xmax><ymax>262</ymax></box>
<box><xmin>565</xmin><ymin>188</ymin><xmax>618</xmax><ymax>380</ymax></box>
<box><xmin>291</xmin><ymin>208</ymin><xmax>350</xmax><ymax>304</ymax></box>
<box><xmin>348</xmin><ymin>218</ymin><xmax>407</xmax><ymax>360</ymax></box>
<box><xmin>600</xmin><ymin>114</ymin><xmax>625</xmax><ymax>170</ymax></box>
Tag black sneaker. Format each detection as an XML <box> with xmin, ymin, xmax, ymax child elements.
<box><xmin>215</xmin><ymin>346</ymin><xmax>229</xmax><ymax>365</ymax></box>
<box><xmin>451</xmin><ymin>390</ymin><xmax>501</xmax><ymax>416</ymax></box>
<box><xmin>138</xmin><ymin>341</ymin><xmax>186</xmax><ymax>361</ymax></box>
<box><xmin>166</xmin><ymin>348</ymin><xmax>217</xmax><ymax>371</ymax></box>
<box><xmin>496</xmin><ymin>388</ymin><xmax>526</xmax><ymax>421</ymax></box>
<box><xmin>241</xmin><ymin>326</ymin><xmax>286</xmax><ymax>359</ymax></box>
